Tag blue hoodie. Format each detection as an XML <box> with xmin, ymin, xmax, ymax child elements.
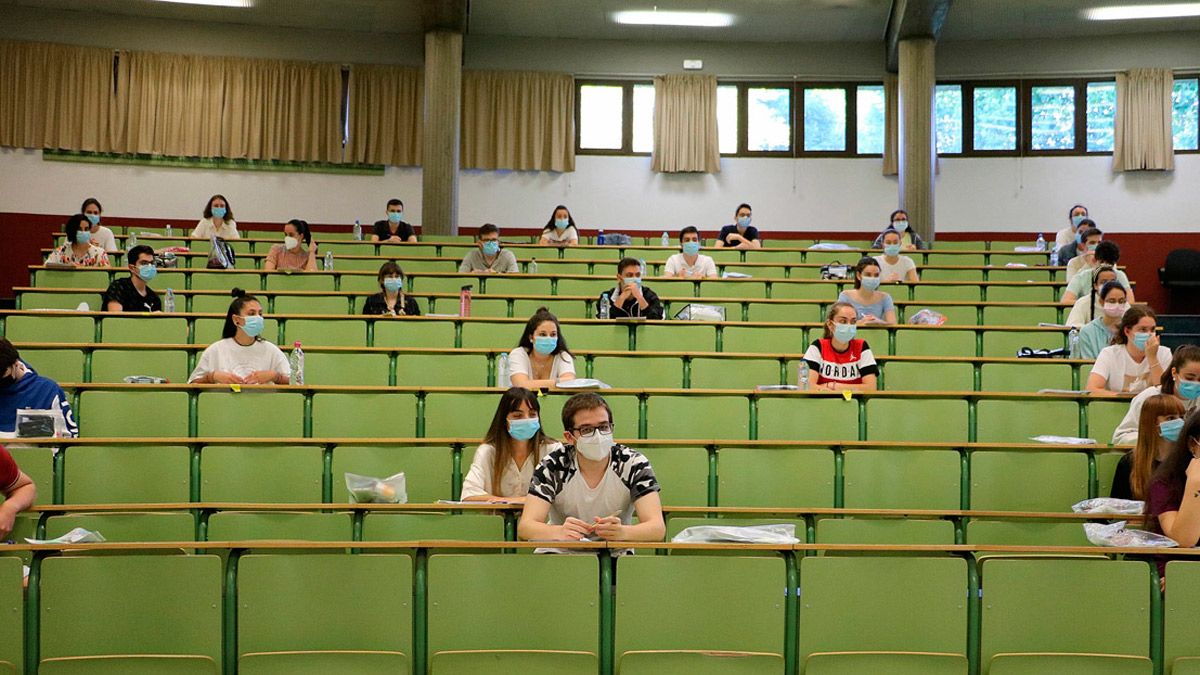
<box><xmin>0</xmin><ymin>361</ymin><xmax>78</xmax><ymax>437</ymax></box>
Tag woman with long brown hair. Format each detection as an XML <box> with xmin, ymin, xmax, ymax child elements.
<box><xmin>1111</xmin><ymin>394</ymin><xmax>1186</xmax><ymax>500</ymax></box>
<box><xmin>461</xmin><ymin>387</ymin><xmax>562</xmax><ymax>503</ymax></box>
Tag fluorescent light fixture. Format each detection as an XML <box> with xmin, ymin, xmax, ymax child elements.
<box><xmin>613</xmin><ymin>10</ymin><xmax>734</xmax><ymax>27</ymax></box>
<box><xmin>1083</xmin><ymin>3</ymin><xmax>1200</xmax><ymax>20</ymax></box>
<box><xmin>153</xmin><ymin>0</ymin><xmax>255</xmax><ymax>7</ymax></box>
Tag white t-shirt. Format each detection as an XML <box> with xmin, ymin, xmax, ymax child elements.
<box><xmin>1112</xmin><ymin>385</ymin><xmax>1200</xmax><ymax>445</ymax></box>
<box><xmin>541</xmin><ymin>226</ymin><xmax>579</xmax><ymax>244</ymax></box>
<box><xmin>192</xmin><ymin>218</ymin><xmax>240</xmax><ymax>240</ymax></box>
<box><xmin>528</xmin><ymin>444</ymin><xmax>660</xmax><ymax>527</ymax></box>
<box><xmin>1054</xmin><ymin>226</ymin><xmax>1075</xmax><ymax>251</ymax></box>
<box><xmin>664</xmin><ymin>253</ymin><xmax>718</xmax><ymax>278</ymax></box>
<box><xmin>1065</xmin><ymin>254</ymin><xmax>1096</xmax><ymax>284</ymax></box>
<box><xmin>461</xmin><ymin>440</ymin><xmax>562</xmax><ymax>500</ymax></box>
<box><xmin>873</xmin><ymin>254</ymin><xmax>917</xmax><ymax>282</ymax></box>
<box><xmin>1091</xmin><ymin>344</ymin><xmax>1173</xmax><ymax>394</ymax></box>
<box><xmin>1065</xmin><ymin>294</ymin><xmax>1103</xmax><ymax>328</ymax></box>
<box><xmin>188</xmin><ymin>337</ymin><xmax>290</xmax><ymax>383</ymax></box>
<box><xmin>91</xmin><ymin>225</ymin><xmax>118</xmax><ymax>253</ymax></box>
<box><xmin>507</xmin><ymin>347</ymin><xmax>575</xmax><ymax>385</ymax></box>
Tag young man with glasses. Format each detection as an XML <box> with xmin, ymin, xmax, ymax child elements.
<box><xmin>518</xmin><ymin>392</ymin><xmax>664</xmax><ymax>544</ymax></box>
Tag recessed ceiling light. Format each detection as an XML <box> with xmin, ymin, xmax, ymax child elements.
<box><xmin>1083</xmin><ymin>3</ymin><xmax>1200</xmax><ymax>20</ymax></box>
<box><xmin>153</xmin><ymin>0</ymin><xmax>254</xmax><ymax>7</ymax></box>
<box><xmin>613</xmin><ymin>10</ymin><xmax>734</xmax><ymax>27</ymax></box>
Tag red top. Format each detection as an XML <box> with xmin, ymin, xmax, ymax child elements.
<box><xmin>803</xmin><ymin>338</ymin><xmax>879</xmax><ymax>385</ymax></box>
<box><xmin>0</xmin><ymin>445</ymin><xmax>19</xmax><ymax>492</ymax></box>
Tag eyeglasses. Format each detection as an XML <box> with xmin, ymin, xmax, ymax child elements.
<box><xmin>570</xmin><ymin>423</ymin><xmax>613</xmax><ymax>439</ymax></box>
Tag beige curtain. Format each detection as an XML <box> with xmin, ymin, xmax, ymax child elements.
<box><xmin>1113</xmin><ymin>68</ymin><xmax>1175</xmax><ymax>171</ymax></box>
<box><xmin>0</xmin><ymin>40</ymin><xmax>119</xmax><ymax>152</ymax></box>
<box><xmin>461</xmin><ymin>70</ymin><xmax>574</xmax><ymax>172</ymax></box>
<box><xmin>652</xmin><ymin>73</ymin><xmax>719</xmax><ymax>173</ymax></box>
<box><xmin>116</xmin><ymin>51</ymin><xmax>342</xmax><ymax>162</ymax></box>
<box><xmin>346</xmin><ymin>64</ymin><xmax>423</xmax><ymax>167</ymax></box>
<box><xmin>882</xmin><ymin>73</ymin><xmax>899</xmax><ymax>176</ymax></box>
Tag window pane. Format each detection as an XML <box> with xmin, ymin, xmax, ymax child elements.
<box><xmin>856</xmin><ymin>85</ymin><xmax>885</xmax><ymax>154</ymax></box>
<box><xmin>717</xmin><ymin>85</ymin><xmax>738</xmax><ymax>154</ymax></box>
<box><xmin>804</xmin><ymin>88</ymin><xmax>847</xmax><ymax>151</ymax></box>
<box><xmin>579</xmin><ymin>84</ymin><xmax>624</xmax><ymax>150</ymax></box>
<box><xmin>936</xmin><ymin>84</ymin><xmax>963</xmax><ymax>154</ymax></box>
<box><xmin>632</xmin><ymin>84</ymin><xmax>654</xmax><ymax>153</ymax></box>
<box><xmin>1085</xmin><ymin>82</ymin><xmax>1116</xmax><ymax>152</ymax></box>
<box><xmin>747</xmin><ymin>87</ymin><xmax>791</xmax><ymax>152</ymax></box>
<box><xmin>1174</xmin><ymin>78</ymin><xmax>1199</xmax><ymax>151</ymax></box>
<box><xmin>973</xmin><ymin>86</ymin><xmax>1017</xmax><ymax>151</ymax></box>
<box><xmin>1030</xmin><ymin>85</ymin><xmax>1076</xmax><ymax>150</ymax></box>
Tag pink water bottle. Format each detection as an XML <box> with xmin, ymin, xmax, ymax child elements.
<box><xmin>459</xmin><ymin>285</ymin><xmax>472</xmax><ymax>317</ymax></box>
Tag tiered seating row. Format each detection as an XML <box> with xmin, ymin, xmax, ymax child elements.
<box><xmin>1</xmin><ymin>547</ymin><xmax>1187</xmax><ymax>674</ymax></box>
<box><xmin>6</xmin><ymin>438</ymin><xmax>1130</xmax><ymax>511</ymax></box>
<box><xmin>1</xmin><ymin>312</ymin><xmax>1072</xmax><ymax>357</ymax></box>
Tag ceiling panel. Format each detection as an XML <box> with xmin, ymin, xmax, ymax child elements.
<box><xmin>942</xmin><ymin>0</ymin><xmax>1200</xmax><ymax>40</ymax></box>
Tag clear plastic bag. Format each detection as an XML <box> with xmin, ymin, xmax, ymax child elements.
<box><xmin>1072</xmin><ymin>498</ymin><xmax>1145</xmax><ymax>515</ymax></box>
<box><xmin>25</xmin><ymin>527</ymin><xmax>106</xmax><ymax>545</ymax></box>
<box><xmin>908</xmin><ymin>309</ymin><xmax>947</xmax><ymax>325</ymax></box>
<box><xmin>671</xmin><ymin>524</ymin><xmax>799</xmax><ymax>544</ymax></box>
<box><xmin>674</xmin><ymin>304</ymin><xmax>727</xmax><ymax>322</ymax></box>
<box><xmin>15</xmin><ymin>407</ymin><xmax>67</xmax><ymax>438</ymax></box>
<box><xmin>344</xmin><ymin>472</ymin><xmax>407</xmax><ymax>504</ymax></box>
<box><xmin>1084</xmin><ymin>521</ymin><xmax>1176</xmax><ymax>548</ymax></box>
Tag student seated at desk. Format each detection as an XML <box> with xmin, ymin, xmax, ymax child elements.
<box><xmin>803</xmin><ymin>302</ymin><xmax>879</xmax><ymax>392</ymax></box>
<box><xmin>79</xmin><ymin>197</ymin><xmax>118</xmax><ymax>254</ymax></box>
<box><xmin>0</xmin><ymin>339</ymin><xmax>78</xmax><ymax>438</ymax></box>
<box><xmin>507</xmin><ymin>307</ymin><xmax>576</xmax><ymax>389</ymax></box>
<box><xmin>874</xmin><ymin>229</ymin><xmax>920</xmax><ymax>283</ymax></box>
<box><xmin>1113</xmin><ymin>346</ymin><xmax>1200</xmax><ymax>445</ymax></box>
<box><xmin>47</xmin><ymin>214</ymin><xmax>110</xmax><ymax>267</ymax></box>
<box><xmin>0</xmin><ymin>444</ymin><xmax>36</xmax><ymax>539</ymax></box>
<box><xmin>598</xmin><ymin>258</ymin><xmax>664</xmax><ymax>320</ymax></box>
<box><xmin>461</xmin><ymin>387</ymin><xmax>563</xmax><ymax>503</ymax></box>
<box><xmin>539</xmin><ymin>205</ymin><xmax>580</xmax><ymax>247</ymax></box>
<box><xmin>188</xmin><ymin>289</ymin><xmax>289</xmax><ymax>385</ymax></box>
<box><xmin>1071</xmin><ymin>278</ymin><xmax>1127</xmax><ymax>361</ymax></box>
<box><xmin>837</xmin><ymin>257</ymin><xmax>896</xmax><ymax>325</ymax></box>
<box><xmin>715</xmin><ymin>203</ymin><xmax>761</xmax><ymax>250</ymax></box>
<box><xmin>460</xmin><ymin>223</ymin><xmax>518</xmax><ymax>273</ymax></box>
<box><xmin>664</xmin><ymin>226</ymin><xmax>718</xmax><ymax>279</ymax></box>
<box><xmin>1086</xmin><ymin>305</ymin><xmax>1172</xmax><ymax>396</ymax></box>
<box><xmin>1055</xmin><ymin>204</ymin><xmax>1089</xmax><ymax>250</ymax></box>
<box><xmin>361</xmin><ymin>261</ymin><xmax>421</xmax><ymax>316</ymax></box>
<box><xmin>371</xmin><ymin>198</ymin><xmax>417</xmax><ymax>243</ymax></box>
<box><xmin>518</xmin><ymin>392</ymin><xmax>665</xmax><ymax>544</ymax></box>
<box><xmin>871</xmin><ymin>209</ymin><xmax>927</xmax><ymax>251</ymax></box>
<box><xmin>1111</xmin><ymin>394</ymin><xmax>1186</xmax><ymax>500</ymax></box>
<box><xmin>191</xmin><ymin>194</ymin><xmax>239</xmax><ymax>240</ymax></box>
<box><xmin>102</xmin><ymin>245</ymin><xmax>161</xmax><ymax>312</ymax></box>
<box><xmin>263</xmin><ymin>219</ymin><xmax>318</xmax><ymax>272</ymax></box>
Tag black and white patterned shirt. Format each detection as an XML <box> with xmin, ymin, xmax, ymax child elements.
<box><xmin>528</xmin><ymin>443</ymin><xmax>660</xmax><ymax>527</ymax></box>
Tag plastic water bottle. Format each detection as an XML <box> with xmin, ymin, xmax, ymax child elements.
<box><xmin>639</xmin><ymin>258</ymin><xmax>647</xmax><ymax>275</ymax></box>
<box><xmin>496</xmin><ymin>352</ymin><xmax>509</xmax><ymax>388</ymax></box>
<box><xmin>1035</xmin><ymin>233</ymin><xmax>1046</xmax><ymax>252</ymax></box>
<box><xmin>597</xmin><ymin>229</ymin><xmax>606</xmax><ymax>246</ymax></box>
<box><xmin>598</xmin><ymin>293</ymin><xmax>611</xmax><ymax>319</ymax></box>
<box><xmin>165</xmin><ymin>224</ymin><xmax>173</xmax><ymax>238</ymax></box>
<box><xmin>528</xmin><ymin>258</ymin><xmax>538</xmax><ymax>274</ymax></box>
<box><xmin>127</xmin><ymin>231</ymin><xmax>138</xmax><ymax>249</ymax></box>
<box><xmin>289</xmin><ymin>341</ymin><xmax>305</xmax><ymax>385</ymax></box>
<box><xmin>459</xmin><ymin>285</ymin><xmax>472</xmax><ymax>317</ymax></box>
<box><xmin>799</xmin><ymin>361</ymin><xmax>809</xmax><ymax>389</ymax></box>
<box><xmin>1068</xmin><ymin>328</ymin><xmax>1080</xmax><ymax>359</ymax></box>
<box><xmin>164</xmin><ymin>288</ymin><xmax>176</xmax><ymax>313</ymax></box>
<box><xmin>324</xmin><ymin>251</ymin><xmax>334</xmax><ymax>271</ymax></box>
<box><xmin>353</xmin><ymin>219</ymin><xmax>362</xmax><ymax>241</ymax></box>
<box><xmin>661</xmin><ymin>231</ymin><xmax>670</xmax><ymax>247</ymax></box>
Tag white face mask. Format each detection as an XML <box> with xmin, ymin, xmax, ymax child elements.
<box><xmin>574</xmin><ymin>431</ymin><xmax>613</xmax><ymax>461</ymax></box>
<box><xmin>283</xmin><ymin>236</ymin><xmax>299</xmax><ymax>250</ymax></box>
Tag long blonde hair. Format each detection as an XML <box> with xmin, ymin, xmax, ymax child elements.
<box><xmin>1131</xmin><ymin>394</ymin><xmax>1187</xmax><ymax>500</ymax></box>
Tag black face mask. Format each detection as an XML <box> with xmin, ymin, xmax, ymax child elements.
<box><xmin>0</xmin><ymin>370</ymin><xmax>15</xmax><ymax>389</ymax></box>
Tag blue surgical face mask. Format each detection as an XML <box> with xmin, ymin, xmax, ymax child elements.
<box><xmin>136</xmin><ymin>263</ymin><xmax>157</xmax><ymax>281</ymax></box>
<box><xmin>388</xmin><ymin>211</ymin><xmax>403</xmax><ymax>224</ymax></box>
<box><xmin>1087</xmin><ymin>243</ymin><xmax>1099</xmax><ymax>252</ymax></box>
<box><xmin>85</xmin><ymin>213</ymin><xmax>100</xmax><ymax>225</ymax></box>
<box><xmin>508</xmin><ymin>417</ymin><xmax>541</xmax><ymax>441</ymax></box>
<box><xmin>682</xmin><ymin>241</ymin><xmax>701</xmax><ymax>256</ymax></box>
<box><xmin>482</xmin><ymin>240</ymin><xmax>500</xmax><ymax>256</ymax></box>
<box><xmin>211</xmin><ymin>206</ymin><xmax>227</xmax><ymax>219</ymax></box>
<box><xmin>1178</xmin><ymin>380</ymin><xmax>1200</xmax><ymax>401</ymax></box>
<box><xmin>1132</xmin><ymin>332</ymin><xmax>1151</xmax><ymax>350</ymax></box>
<box><xmin>1075</xmin><ymin>233</ymin><xmax>1084</xmax><ymax>246</ymax></box>
<box><xmin>1072</xmin><ymin>214</ymin><xmax>1086</xmax><ymax>227</ymax></box>
<box><xmin>884</xmin><ymin>244</ymin><xmax>902</xmax><ymax>257</ymax></box>
<box><xmin>533</xmin><ymin>335</ymin><xmax>558</xmax><ymax>355</ymax></box>
<box><xmin>623</xmin><ymin>276</ymin><xmax>642</xmax><ymax>287</ymax></box>
<box><xmin>1160</xmin><ymin>418</ymin><xmax>1185</xmax><ymax>443</ymax></box>
<box><xmin>241</xmin><ymin>314</ymin><xmax>264</xmax><ymax>338</ymax></box>
<box><xmin>75</xmin><ymin>230</ymin><xmax>92</xmax><ymax>245</ymax></box>
<box><xmin>833</xmin><ymin>322</ymin><xmax>857</xmax><ymax>343</ymax></box>
<box><xmin>736</xmin><ymin>216</ymin><xmax>751</xmax><ymax>228</ymax></box>
<box><xmin>383</xmin><ymin>277</ymin><xmax>403</xmax><ymax>293</ymax></box>
<box><xmin>893</xmin><ymin>220</ymin><xmax>908</xmax><ymax>231</ymax></box>
<box><xmin>554</xmin><ymin>218</ymin><xmax>569</xmax><ymax>230</ymax></box>
<box><xmin>861</xmin><ymin>275</ymin><xmax>881</xmax><ymax>291</ymax></box>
